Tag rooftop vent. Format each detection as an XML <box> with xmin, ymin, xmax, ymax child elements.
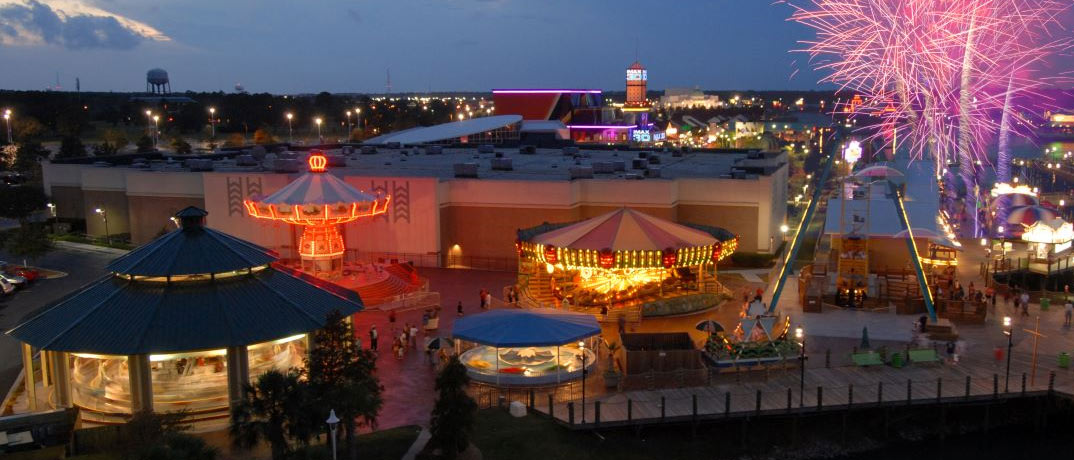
<box><xmin>453</xmin><ymin>163</ymin><xmax>479</xmax><ymax>178</ymax></box>
<box><xmin>631</xmin><ymin>158</ymin><xmax>649</xmax><ymax>170</ymax></box>
<box><xmin>326</xmin><ymin>155</ymin><xmax>347</xmax><ymax>167</ymax></box>
<box><xmin>425</xmin><ymin>145</ymin><xmax>443</xmax><ymax>155</ymax></box>
<box><xmin>519</xmin><ymin>145</ymin><xmax>537</xmax><ymax>155</ymax></box>
<box><xmin>490</xmin><ymin>158</ymin><xmax>513</xmax><ymax>171</ymax></box>
<box><xmin>645</xmin><ymin>167</ymin><xmax>661</xmax><ymax>178</ymax></box>
<box><xmin>186</xmin><ymin>159</ymin><xmax>214</xmax><ymax>172</ymax></box>
<box><xmin>236</xmin><ymin>155</ymin><xmax>258</xmax><ymax>166</ymax></box>
<box><xmin>568</xmin><ymin>166</ymin><xmax>594</xmax><ymax>180</ymax></box>
<box><xmin>592</xmin><ymin>162</ymin><xmax>616</xmax><ymax>174</ymax></box>
<box><xmin>478</xmin><ymin>145</ymin><xmax>495</xmax><ymax>154</ymax></box>
<box><xmin>360</xmin><ymin>146</ymin><xmax>378</xmax><ymax>155</ymax></box>
<box><xmin>562</xmin><ymin>146</ymin><xmax>579</xmax><ymax>156</ymax></box>
<box><xmin>273</xmin><ymin>158</ymin><xmax>302</xmax><ymax>173</ymax></box>
<box><xmin>613</xmin><ymin>160</ymin><xmax>626</xmax><ymax>172</ymax></box>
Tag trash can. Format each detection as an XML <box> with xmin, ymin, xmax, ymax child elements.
<box><xmin>890</xmin><ymin>352</ymin><xmax>905</xmax><ymax>368</ymax></box>
<box><xmin>1060</xmin><ymin>352</ymin><xmax>1070</xmax><ymax>369</ymax></box>
<box><xmin>1041</xmin><ymin>297</ymin><xmax>1051</xmax><ymax>311</ymax></box>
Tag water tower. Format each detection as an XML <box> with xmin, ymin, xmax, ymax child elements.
<box><xmin>146</xmin><ymin>68</ymin><xmax>170</xmax><ymax>94</ymax></box>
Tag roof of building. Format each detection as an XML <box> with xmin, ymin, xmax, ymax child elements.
<box><xmin>253</xmin><ymin>169</ymin><xmax>382</xmax><ymax>206</ymax></box>
<box><xmin>451</xmin><ymin>309</ymin><xmax>601</xmax><ymax>347</ymax></box>
<box><xmin>6</xmin><ymin>207</ymin><xmax>363</xmax><ymax>354</ymax></box>
<box><xmin>525</xmin><ymin>208</ymin><xmax>726</xmax><ymax>251</ymax></box>
<box><xmin>364</xmin><ymin>115</ymin><xmax>522</xmax><ymax>144</ymax></box>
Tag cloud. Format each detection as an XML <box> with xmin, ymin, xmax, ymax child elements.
<box><xmin>0</xmin><ymin>0</ymin><xmax>168</xmax><ymax>49</ymax></box>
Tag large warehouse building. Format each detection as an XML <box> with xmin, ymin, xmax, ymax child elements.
<box><xmin>42</xmin><ymin>145</ymin><xmax>788</xmax><ymax>267</ymax></box>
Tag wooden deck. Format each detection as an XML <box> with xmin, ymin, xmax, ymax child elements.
<box><xmin>529</xmin><ymin>358</ymin><xmax>1072</xmax><ymax>429</ymax></box>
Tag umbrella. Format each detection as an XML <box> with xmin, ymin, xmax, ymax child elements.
<box><xmin>1007</xmin><ymin>205</ymin><xmax>1058</xmax><ymax>227</ymax></box>
<box><xmin>853</xmin><ymin>165</ymin><xmax>904</xmax><ymax>178</ymax></box>
<box><xmin>695</xmin><ymin>320</ymin><xmax>724</xmax><ymax>333</ymax></box>
<box><xmin>860</xmin><ymin>327</ymin><xmax>871</xmax><ymax>349</ymax></box>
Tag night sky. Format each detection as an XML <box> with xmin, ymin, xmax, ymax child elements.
<box><xmin>1</xmin><ymin>0</ymin><xmax>1072</xmax><ymax>94</ymax></box>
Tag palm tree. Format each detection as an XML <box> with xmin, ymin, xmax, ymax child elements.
<box><xmin>428</xmin><ymin>356</ymin><xmax>477</xmax><ymax>460</ymax></box>
<box><xmin>229</xmin><ymin>369</ymin><xmax>314</xmax><ymax>460</ymax></box>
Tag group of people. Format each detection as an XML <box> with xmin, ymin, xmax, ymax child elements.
<box><xmin>478</xmin><ymin>288</ymin><xmax>493</xmax><ymax>310</ymax></box>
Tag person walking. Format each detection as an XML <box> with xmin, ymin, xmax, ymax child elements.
<box><xmin>1065</xmin><ymin>299</ymin><xmax>1073</xmax><ymax>328</ymax></box>
<box><xmin>479</xmin><ymin>289</ymin><xmax>488</xmax><ymax>309</ymax></box>
<box><xmin>457</xmin><ymin>301</ymin><xmax>464</xmax><ymax>317</ymax></box>
<box><xmin>389</xmin><ymin>309</ymin><xmax>397</xmax><ymax>332</ymax></box>
<box><xmin>1020</xmin><ymin>291</ymin><xmax>1031</xmax><ymax>317</ymax></box>
<box><xmin>369</xmin><ymin>325</ymin><xmax>379</xmax><ymax>351</ymax></box>
<box><xmin>409</xmin><ymin>323</ymin><xmax>418</xmax><ymax>348</ymax></box>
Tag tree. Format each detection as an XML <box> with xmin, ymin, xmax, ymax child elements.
<box><xmin>305</xmin><ymin>311</ymin><xmax>383</xmax><ymax>460</ymax></box>
<box><xmin>2</xmin><ymin>222</ymin><xmax>52</xmax><ymax>262</ymax></box>
<box><xmin>170</xmin><ymin>137</ymin><xmax>193</xmax><ymax>154</ymax></box>
<box><xmin>103</xmin><ymin>128</ymin><xmax>130</xmax><ymax>152</ymax></box>
<box><xmin>136</xmin><ymin>135</ymin><xmax>155</xmax><ymax>153</ymax></box>
<box><xmin>13</xmin><ymin>141</ymin><xmax>49</xmax><ymax>174</ymax></box>
<box><xmin>13</xmin><ymin>117</ymin><xmax>45</xmax><ymax>141</ymax></box>
<box><xmin>427</xmin><ymin>356</ymin><xmax>477</xmax><ymax>460</ymax></box>
<box><xmin>253</xmin><ymin>128</ymin><xmax>275</xmax><ymax>145</ymax></box>
<box><xmin>223</xmin><ymin>133</ymin><xmax>245</xmax><ymax>148</ymax></box>
<box><xmin>230</xmin><ymin>369</ymin><xmax>313</xmax><ymax>460</ymax></box>
<box><xmin>56</xmin><ymin>136</ymin><xmax>87</xmax><ymax>159</ymax></box>
<box><xmin>93</xmin><ymin>142</ymin><xmax>118</xmax><ymax>157</ymax></box>
<box><xmin>109</xmin><ymin>411</ymin><xmax>217</xmax><ymax>460</ymax></box>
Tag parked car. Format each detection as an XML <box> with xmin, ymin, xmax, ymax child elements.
<box><xmin>8</xmin><ymin>267</ymin><xmax>40</xmax><ymax>282</ymax></box>
<box><xmin>0</xmin><ymin>272</ymin><xmax>26</xmax><ymax>289</ymax></box>
<box><xmin>0</xmin><ymin>277</ymin><xmax>13</xmax><ymax>295</ymax></box>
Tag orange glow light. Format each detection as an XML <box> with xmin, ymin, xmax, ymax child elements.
<box><xmin>308</xmin><ymin>152</ymin><xmax>327</xmax><ymax>172</ymax></box>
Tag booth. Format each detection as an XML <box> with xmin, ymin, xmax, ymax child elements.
<box><xmin>451</xmin><ymin>309</ymin><xmax>601</xmax><ymax>386</ymax></box>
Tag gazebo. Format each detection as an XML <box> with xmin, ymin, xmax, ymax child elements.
<box><xmin>451</xmin><ymin>309</ymin><xmax>600</xmax><ymax>386</ymax></box>
<box><xmin>1021</xmin><ymin>217</ymin><xmax>1073</xmax><ymax>261</ymax></box>
<box><xmin>515</xmin><ymin>208</ymin><xmax>737</xmax><ymax>311</ymax></box>
<box><xmin>6</xmin><ymin>207</ymin><xmax>362</xmax><ymax>424</ymax></box>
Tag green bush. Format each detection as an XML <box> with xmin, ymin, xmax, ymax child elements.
<box><xmin>730</xmin><ymin>252</ymin><xmax>776</xmax><ymax>268</ymax></box>
<box><xmin>641</xmin><ymin>293</ymin><xmax>726</xmax><ymax>317</ymax></box>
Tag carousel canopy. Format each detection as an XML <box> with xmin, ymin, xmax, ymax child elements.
<box><xmin>255</xmin><ymin>170</ymin><xmax>380</xmax><ymax>206</ymax></box>
<box><xmin>1021</xmin><ymin>218</ymin><xmax>1073</xmax><ymax>244</ymax></box>
<box><xmin>451</xmin><ymin>309</ymin><xmax>600</xmax><ymax>348</ymax></box>
<box><xmin>6</xmin><ymin>207</ymin><xmax>363</xmax><ymax>355</ymax></box>
<box><xmin>524</xmin><ymin>208</ymin><xmax>725</xmax><ymax>251</ymax></box>
<box><xmin>108</xmin><ymin>207</ymin><xmax>277</xmax><ymax>277</ymax></box>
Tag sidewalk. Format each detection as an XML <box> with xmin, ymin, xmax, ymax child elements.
<box><xmin>52</xmin><ymin>240</ymin><xmax>131</xmax><ymax>256</ymax></box>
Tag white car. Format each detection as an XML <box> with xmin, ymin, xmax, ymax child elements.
<box><xmin>0</xmin><ymin>277</ymin><xmax>12</xmax><ymax>295</ymax></box>
<box><xmin>0</xmin><ymin>272</ymin><xmax>25</xmax><ymax>289</ymax></box>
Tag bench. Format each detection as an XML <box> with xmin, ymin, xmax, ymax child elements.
<box><xmin>907</xmin><ymin>348</ymin><xmax>941</xmax><ymax>365</ymax></box>
<box><xmin>851</xmin><ymin>351</ymin><xmax>884</xmax><ymax>367</ymax></box>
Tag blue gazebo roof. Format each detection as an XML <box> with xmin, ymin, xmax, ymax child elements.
<box><xmin>451</xmin><ymin>309</ymin><xmax>601</xmax><ymax>348</ymax></box>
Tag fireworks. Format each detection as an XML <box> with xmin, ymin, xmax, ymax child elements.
<box><xmin>788</xmin><ymin>0</ymin><xmax>1071</xmax><ymax>182</ymax></box>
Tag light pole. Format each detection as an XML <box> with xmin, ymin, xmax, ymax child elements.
<box><xmin>780</xmin><ymin>224</ymin><xmax>789</xmax><ymax>243</ymax></box>
<box><xmin>1003</xmin><ymin>316</ymin><xmax>1013</xmax><ymax>392</ymax></box>
<box><xmin>578</xmin><ymin>340</ymin><xmax>587</xmax><ymax>423</ymax></box>
<box><xmin>345</xmin><ymin>110</ymin><xmax>352</xmax><ymax>138</ymax></box>
<box><xmin>796</xmin><ymin>325</ymin><xmax>805</xmax><ymax>407</ymax></box>
<box><xmin>208</xmin><ymin>107</ymin><xmax>216</xmax><ymax>139</ymax></box>
<box><xmin>152</xmin><ymin>115</ymin><xmax>160</xmax><ymax>147</ymax></box>
<box><xmin>326</xmin><ymin>409</ymin><xmax>339</xmax><ymax>460</ymax></box>
<box><xmin>145</xmin><ymin>110</ymin><xmax>152</xmax><ymax>137</ymax></box>
<box><xmin>286</xmin><ymin>113</ymin><xmax>294</xmax><ymax>144</ymax></box>
<box><xmin>315</xmin><ymin>117</ymin><xmax>323</xmax><ymax>144</ymax></box>
<box><xmin>355</xmin><ymin>107</ymin><xmax>361</xmax><ymax>130</ymax></box>
<box><xmin>95</xmin><ymin>208</ymin><xmax>110</xmax><ymax>245</ymax></box>
<box><xmin>46</xmin><ymin>202</ymin><xmax>56</xmax><ymax>227</ymax></box>
<box><xmin>3</xmin><ymin>109</ymin><xmax>11</xmax><ymax>144</ymax></box>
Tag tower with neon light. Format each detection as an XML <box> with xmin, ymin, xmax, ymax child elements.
<box><xmin>244</xmin><ymin>151</ymin><xmax>390</xmax><ymax>277</ymax></box>
<box><xmin>623</xmin><ymin>61</ymin><xmax>650</xmax><ymax>126</ymax></box>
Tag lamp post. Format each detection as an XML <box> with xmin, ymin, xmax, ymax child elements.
<box><xmin>95</xmin><ymin>208</ymin><xmax>110</xmax><ymax>245</ymax></box>
<box><xmin>355</xmin><ymin>107</ymin><xmax>361</xmax><ymax>130</ymax></box>
<box><xmin>1003</xmin><ymin>316</ymin><xmax>1013</xmax><ymax>392</ymax></box>
<box><xmin>578</xmin><ymin>340</ymin><xmax>587</xmax><ymax>423</ymax></box>
<box><xmin>345</xmin><ymin>110</ymin><xmax>352</xmax><ymax>137</ymax></box>
<box><xmin>315</xmin><ymin>117</ymin><xmax>323</xmax><ymax>144</ymax></box>
<box><xmin>326</xmin><ymin>409</ymin><xmax>339</xmax><ymax>460</ymax></box>
<box><xmin>46</xmin><ymin>203</ymin><xmax>56</xmax><ymax>227</ymax></box>
<box><xmin>208</xmin><ymin>107</ymin><xmax>216</xmax><ymax>139</ymax></box>
<box><xmin>286</xmin><ymin>113</ymin><xmax>294</xmax><ymax>144</ymax></box>
<box><xmin>152</xmin><ymin>115</ymin><xmax>160</xmax><ymax>147</ymax></box>
<box><xmin>145</xmin><ymin>110</ymin><xmax>152</xmax><ymax>137</ymax></box>
<box><xmin>796</xmin><ymin>325</ymin><xmax>805</xmax><ymax>406</ymax></box>
<box><xmin>780</xmin><ymin>224</ymin><xmax>789</xmax><ymax>243</ymax></box>
<box><xmin>3</xmin><ymin>109</ymin><xmax>11</xmax><ymax>144</ymax></box>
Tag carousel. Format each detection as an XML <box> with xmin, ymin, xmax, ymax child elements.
<box><xmin>451</xmin><ymin>309</ymin><xmax>601</xmax><ymax>386</ymax></box>
<box><xmin>6</xmin><ymin>207</ymin><xmax>363</xmax><ymax>424</ymax></box>
<box><xmin>515</xmin><ymin>208</ymin><xmax>737</xmax><ymax>316</ymax></box>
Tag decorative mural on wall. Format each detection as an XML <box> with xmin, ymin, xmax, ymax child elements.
<box><xmin>367</xmin><ymin>180</ymin><xmax>410</xmax><ymax>224</ymax></box>
<box><xmin>227</xmin><ymin>176</ymin><xmax>263</xmax><ymax>216</ymax></box>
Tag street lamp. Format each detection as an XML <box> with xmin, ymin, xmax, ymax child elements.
<box><xmin>578</xmin><ymin>340</ymin><xmax>588</xmax><ymax>423</ymax></box>
<box><xmin>326</xmin><ymin>409</ymin><xmax>339</xmax><ymax>460</ymax></box>
<box><xmin>208</xmin><ymin>107</ymin><xmax>216</xmax><ymax>139</ymax></box>
<box><xmin>1003</xmin><ymin>316</ymin><xmax>1013</xmax><ymax>392</ymax></box>
<box><xmin>795</xmin><ymin>325</ymin><xmax>805</xmax><ymax>406</ymax></box>
<box><xmin>46</xmin><ymin>203</ymin><xmax>56</xmax><ymax>226</ymax></box>
<box><xmin>355</xmin><ymin>107</ymin><xmax>361</xmax><ymax>129</ymax></box>
<box><xmin>780</xmin><ymin>224</ymin><xmax>790</xmax><ymax>242</ymax></box>
<box><xmin>95</xmin><ymin>208</ymin><xmax>110</xmax><ymax>245</ymax></box>
<box><xmin>345</xmin><ymin>110</ymin><xmax>352</xmax><ymax>136</ymax></box>
<box><xmin>3</xmin><ymin>109</ymin><xmax>11</xmax><ymax>144</ymax></box>
<box><xmin>315</xmin><ymin>117</ymin><xmax>323</xmax><ymax>144</ymax></box>
<box><xmin>152</xmin><ymin>115</ymin><xmax>160</xmax><ymax>146</ymax></box>
<box><xmin>286</xmin><ymin>113</ymin><xmax>294</xmax><ymax>144</ymax></box>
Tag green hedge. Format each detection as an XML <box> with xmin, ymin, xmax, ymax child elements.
<box><xmin>641</xmin><ymin>293</ymin><xmax>726</xmax><ymax>317</ymax></box>
<box><xmin>729</xmin><ymin>252</ymin><xmax>777</xmax><ymax>268</ymax></box>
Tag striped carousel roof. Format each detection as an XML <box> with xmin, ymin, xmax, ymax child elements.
<box><xmin>528</xmin><ymin>208</ymin><xmax>720</xmax><ymax>251</ymax></box>
<box><xmin>255</xmin><ymin>171</ymin><xmax>380</xmax><ymax>206</ymax></box>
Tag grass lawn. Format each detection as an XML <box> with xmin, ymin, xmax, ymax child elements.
<box><xmin>473</xmin><ymin>409</ymin><xmax>729</xmax><ymax>460</ymax></box>
<box><xmin>356</xmin><ymin>425</ymin><xmax>423</xmax><ymax>460</ymax></box>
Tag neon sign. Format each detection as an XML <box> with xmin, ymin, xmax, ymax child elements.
<box><xmin>308</xmin><ymin>151</ymin><xmax>327</xmax><ymax>172</ymax></box>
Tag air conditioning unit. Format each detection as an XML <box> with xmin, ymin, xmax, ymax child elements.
<box><xmin>453</xmin><ymin>163</ymin><xmax>479</xmax><ymax>178</ymax></box>
<box><xmin>491</xmin><ymin>158</ymin><xmax>513</xmax><ymax>171</ymax></box>
<box><xmin>568</xmin><ymin>166</ymin><xmax>594</xmax><ymax>180</ymax></box>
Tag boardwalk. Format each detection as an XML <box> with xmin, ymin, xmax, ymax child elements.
<box><xmin>531</xmin><ymin>356</ymin><xmax>1073</xmax><ymax>429</ymax></box>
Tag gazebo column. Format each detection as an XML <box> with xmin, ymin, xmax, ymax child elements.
<box><xmin>21</xmin><ymin>343</ymin><xmax>37</xmax><ymax>411</ymax></box>
<box><xmin>226</xmin><ymin>345</ymin><xmax>250</xmax><ymax>415</ymax></box>
<box><xmin>127</xmin><ymin>354</ymin><xmax>154</xmax><ymax>413</ymax></box>
<box><xmin>48</xmin><ymin>351</ymin><xmax>72</xmax><ymax>408</ymax></box>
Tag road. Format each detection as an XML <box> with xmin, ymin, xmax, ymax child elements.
<box><xmin>0</xmin><ymin>244</ymin><xmax>114</xmax><ymax>400</ymax></box>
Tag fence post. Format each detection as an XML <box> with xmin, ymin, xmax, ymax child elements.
<box><xmin>529</xmin><ymin>390</ymin><xmax>535</xmax><ymax>410</ymax></box>
<box><xmin>1049</xmin><ymin>371</ymin><xmax>1056</xmax><ymax>393</ymax></box>
<box><xmin>548</xmin><ymin>394</ymin><xmax>554</xmax><ymax>419</ymax></box>
<box><xmin>937</xmin><ymin>378</ymin><xmax>942</xmax><ymax>403</ymax></box>
<box><xmin>628</xmin><ymin>399</ymin><xmax>633</xmax><ymax>422</ymax></box>
<box><xmin>568</xmin><ymin>402</ymin><xmax>575</xmax><ymax>425</ymax></box>
<box><xmin>787</xmin><ymin>388</ymin><xmax>792</xmax><ymax>412</ymax></box>
<box><xmin>878</xmin><ymin>381</ymin><xmax>883</xmax><ymax>405</ymax></box>
<box><xmin>965</xmin><ymin>376</ymin><xmax>971</xmax><ymax>400</ymax></box>
<box><xmin>906</xmin><ymin>380</ymin><xmax>912</xmax><ymax>405</ymax></box>
<box><xmin>661</xmin><ymin>396</ymin><xmax>666</xmax><ymax>421</ymax></box>
<box><xmin>825</xmin><ymin>349</ymin><xmax>831</xmax><ymax>368</ymax></box>
<box><xmin>725</xmin><ymin>392</ymin><xmax>731</xmax><ymax>417</ymax></box>
<box><xmin>993</xmin><ymin>374</ymin><xmax>999</xmax><ymax>399</ymax></box>
<box><xmin>754</xmin><ymin>390</ymin><xmax>761</xmax><ymax>415</ymax></box>
<box><xmin>595</xmin><ymin>401</ymin><xmax>601</xmax><ymax>427</ymax></box>
<box><xmin>848</xmin><ymin>384</ymin><xmax>854</xmax><ymax>408</ymax></box>
<box><xmin>692</xmin><ymin>394</ymin><xmax>698</xmax><ymax>422</ymax></box>
<box><xmin>817</xmin><ymin>386</ymin><xmax>823</xmax><ymax>410</ymax></box>
<box><xmin>1022</xmin><ymin>373</ymin><xmax>1027</xmax><ymax>395</ymax></box>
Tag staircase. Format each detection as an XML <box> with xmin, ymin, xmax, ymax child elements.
<box><xmin>354</xmin><ymin>263</ymin><xmax>424</xmax><ymax>306</ymax></box>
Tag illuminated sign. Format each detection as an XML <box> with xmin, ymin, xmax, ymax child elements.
<box><xmin>632</xmin><ymin>129</ymin><xmax>651</xmax><ymax>142</ymax></box>
<box><xmin>990</xmin><ymin>182</ymin><xmax>1038</xmax><ymax>198</ymax></box>
<box><xmin>653</xmin><ymin>132</ymin><xmax>666</xmax><ymax>141</ymax></box>
<box><xmin>626</xmin><ymin>69</ymin><xmax>647</xmax><ymax>81</ymax></box>
<box><xmin>308</xmin><ymin>151</ymin><xmax>327</xmax><ymax>172</ymax></box>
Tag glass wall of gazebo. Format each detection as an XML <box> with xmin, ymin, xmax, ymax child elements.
<box><xmin>451</xmin><ymin>309</ymin><xmax>600</xmax><ymax>386</ymax></box>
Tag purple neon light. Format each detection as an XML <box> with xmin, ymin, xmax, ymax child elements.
<box><xmin>492</xmin><ymin>89</ymin><xmax>602</xmax><ymax>94</ymax></box>
<box><xmin>566</xmin><ymin>125</ymin><xmax>636</xmax><ymax>130</ymax></box>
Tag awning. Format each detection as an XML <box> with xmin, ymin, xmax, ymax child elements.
<box><xmin>451</xmin><ymin>309</ymin><xmax>600</xmax><ymax>348</ymax></box>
